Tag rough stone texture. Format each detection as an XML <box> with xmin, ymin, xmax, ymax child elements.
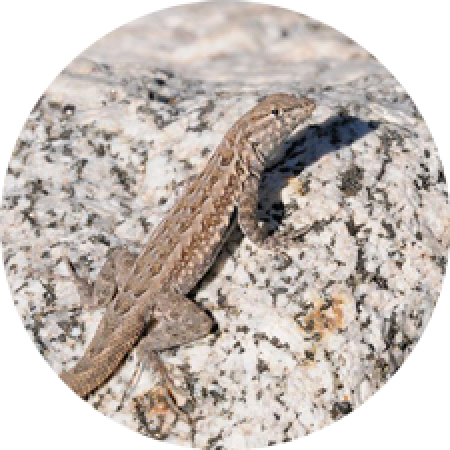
<box><xmin>1</xmin><ymin>3</ymin><xmax>448</xmax><ymax>449</ymax></box>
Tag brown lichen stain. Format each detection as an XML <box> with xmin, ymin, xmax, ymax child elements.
<box><xmin>133</xmin><ymin>387</ymin><xmax>177</xmax><ymax>439</ymax></box>
<box><xmin>287</xmin><ymin>176</ymin><xmax>309</xmax><ymax>196</ymax></box>
<box><xmin>295</xmin><ymin>290</ymin><xmax>352</xmax><ymax>342</ymax></box>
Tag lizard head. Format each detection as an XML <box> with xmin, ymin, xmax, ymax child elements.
<box><xmin>243</xmin><ymin>93</ymin><xmax>316</xmax><ymax>172</ymax></box>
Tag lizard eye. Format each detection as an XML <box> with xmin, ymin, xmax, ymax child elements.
<box><xmin>271</xmin><ymin>108</ymin><xmax>282</xmax><ymax>117</ymax></box>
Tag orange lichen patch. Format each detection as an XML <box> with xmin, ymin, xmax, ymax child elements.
<box><xmin>286</xmin><ymin>176</ymin><xmax>307</xmax><ymax>193</ymax></box>
<box><xmin>287</xmin><ymin>176</ymin><xmax>299</xmax><ymax>187</ymax></box>
<box><xmin>296</xmin><ymin>291</ymin><xmax>349</xmax><ymax>341</ymax></box>
<box><xmin>135</xmin><ymin>387</ymin><xmax>173</xmax><ymax>416</ymax></box>
<box><xmin>132</xmin><ymin>388</ymin><xmax>178</xmax><ymax>439</ymax></box>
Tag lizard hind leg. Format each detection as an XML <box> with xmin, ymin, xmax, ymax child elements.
<box><xmin>121</xmin><ymin>290</ymin><xmax>214</xmax><ymax>419</ymax></box>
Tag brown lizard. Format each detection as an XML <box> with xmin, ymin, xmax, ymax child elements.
<box><xmin>56</xmin><ymin>93</ymin><xmax>316</xmax><ymax>410</ymax></box>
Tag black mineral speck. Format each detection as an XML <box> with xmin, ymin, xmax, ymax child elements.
<box><xmin>339</xmin><ymin>165</ymin><xmax>364</xmax><ymax>197</ymax></box>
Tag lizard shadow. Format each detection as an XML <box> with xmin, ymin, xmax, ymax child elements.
<box><xmin>256</xmin><ymin>114</ymin><xmax>381</xmax><ymax>236</ymax></box>
<box><xmin>190</xmin><ymin>114</ymin><xmax>380</xmax><ymax>322</ymax></box>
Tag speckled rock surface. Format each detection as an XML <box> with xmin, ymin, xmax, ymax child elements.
<box><xmin>1</xmin><ymin>3</ymin><xmax>448</xmax><ymax>449</ymax></box>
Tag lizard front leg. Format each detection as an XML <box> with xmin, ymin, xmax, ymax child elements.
<box><xmin>238</xmin><ymin>175</ymin><xmax>308</xmax><ymax>251</ymax></box>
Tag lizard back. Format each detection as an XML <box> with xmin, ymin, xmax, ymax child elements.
<box><xmin>124</xmin><ymin>93</ymin><xmax>315</xmax><ymax>295</ymax></box>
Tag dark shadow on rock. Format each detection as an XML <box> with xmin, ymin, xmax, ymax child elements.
<box><xmin>257</xmin><ymin>115</ymin><xmax>381</xmax><ymax>236</ymax></box>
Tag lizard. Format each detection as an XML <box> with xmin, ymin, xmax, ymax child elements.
<box><xmin>54</xmin><ymin>93</ymin><xmax>316</xmax><ymax>412</ymax></box>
